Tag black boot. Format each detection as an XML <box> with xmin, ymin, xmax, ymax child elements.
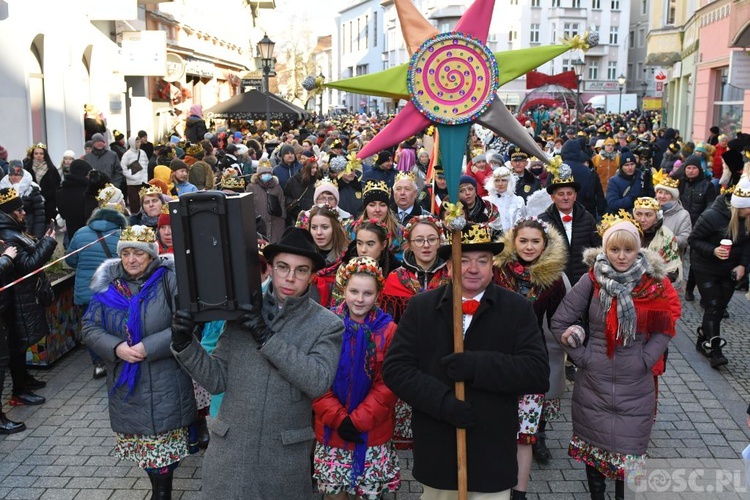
<box><xmin>702</xmin><ymin>319</ymin><xmax>728</xmax><ymax>368</ymax></box>
<box><xmin>532</xmin><ymin>419</ymin><xmax>552</xmax><ymax>462</ymax></box>
<box><xmin>708</xmin><ymin>337</ymin><xmax>728</xmax><ymax>369</ymax></box>
<box><xmin>586</xmin><ymin>464</ymin><xmax>606</xmax><ymax>500</ymax></box>
<box><xmin>197</xmin><ymin>416</ymin><xmax>210</xmax><ymax>450</ymax></box>
<box><xmin>615</xmin><ymin>478</ymin><xmax>625</xmax><ymax>500</ymax></box>
<box><xmin>695</xmin><ymin>327</ymin><xmax>710</xmax><ymax>357</ymax></box>
<box><xmin>24</xmin><ymin>372</ymin><xmax>46</xmax><ymax>390</ymax></box>
<box><xmin>148</xmin><ymin>470</ymin><xmax>173</xmax><ymax>500</ymax></box>
<box><xmin>510</xmin><ymin>490</ymin><xmax>527</xmax><ymax>499</ymax></box>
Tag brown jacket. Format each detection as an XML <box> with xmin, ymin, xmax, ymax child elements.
<box><xmin>591</xmin><ymin>153</ymin><xmax>620</xmax><ymax>191</ymax></box>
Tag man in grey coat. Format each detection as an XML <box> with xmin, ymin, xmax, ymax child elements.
<box><xmin>171</xmin><ymin>227</ymin><xmax>344</xmax><ymax>498</ymax></box>
<box><xmin>84</xmin><ymin>133</ymin><xmax>123</xmax><ymax>187</ymax></box>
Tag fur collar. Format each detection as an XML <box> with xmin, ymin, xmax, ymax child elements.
<box><xmin>90</xmin><ymin>254</ymin><xmax>175</xmax><ymax>294</ymax></box>
<box><xmin>87</xmin><ymin>208</ymin><xmax>128</xmax><ymax>228</ymax></box>
<box><xmin>582</xmin><ymin>247</ymin><xmax>666</xmax><ymax>280</ymax></box>
<box><xmin>493</xmin><ymin>225</ymin><xmax>568</xmax><ymax>289</ymax></box>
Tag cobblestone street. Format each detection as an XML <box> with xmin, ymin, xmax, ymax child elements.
<box><xmin>1</xmin><ymin>291</ymin><xmax>749</xmax><ymax>499</ymax></box>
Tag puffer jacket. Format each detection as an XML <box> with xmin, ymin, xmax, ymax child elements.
<box><xmin>0</xmin><ymin>170</ymin><xmax>46</xmax><ymax>239</ymax></box>
<box><xmin>688</xmin><ymin>195</ymin><xmax>750</xmax><ymax>277</ymax></box>
<box><xmin>0</xmin><ymin>211</ymin><xmax>57</xmax><ymax>345</ymax></box>
<box><xmin>82</xmin><ymin>256</ymin><xmax>197</xmax><ymax>435</ymax></box>
<box><xmin>606</xmin><ymin>169</ymin><xmax>643</xmax><ymax>214</ymax></box>
<box><xmin>185</xmin><ymin>115</ymin><xmax>207</xmax><ymax>143</ymax></box>
<box><xmin>551</xmin><ymin>248</ymin><xmax>678</xmax><ymax>456</ymax></box>
<box><xmin>661</xmin><ymin>201</ymin><xmax>692</xmax><ymax>254</ymax></box>
<box><xmin>0</xmin><ymin>253</ymin><xmax>15</xmax><ymax>313</ymax></box>
<box><xmin>120</xmin><ymin>138</ymin><xmax>148</xmax><ymax>186</ymax></box>
<box><xmin>679</xmin><ymin>176</ymin><xmax>717</xmax><ymax>225</ymax></box>
<box><xmin>65</xmin><ymin>208</ymin><xmax>128</xmax><ymax>305</ymax></box>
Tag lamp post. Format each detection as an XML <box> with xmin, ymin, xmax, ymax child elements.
<box><xmin>318</xmin><ymin>72</ymin><xmax>325</xmax><ymax>116</ymax></box>
<box><xmin>571</xmin><ymin>57</ymin><xmax>585</xmax><ymax>129</ymax></box>
<box><xmin>617</xmin><ymin>74</ymin><xmax>626</xmax><ymax>114</ymax></box>
<box><xmin>257</xmin><ymin>33</ymin><xmax>276</xmax><ymax>133</ymax></box>
<box><xmin>371</xmin><ymin>99</ymin><xmax>378</xmax><ymax>115</ymax></box>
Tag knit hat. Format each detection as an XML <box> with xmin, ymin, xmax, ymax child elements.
<box><xmin>313</xmin><ymin>177</ymin><xmax>339</xmax><ymax>204</ymax></box>
<box><xmin>256</xmin><ymin>159</ymin><xmax>273</xmax><ymax>174</ymax></box>
<box><xmin>169</xmin><ymin>159</ymin><xmax>188</xmax><ymax>172</ymax></box>
<box><xmin>668</xmin><ymin>142</ymin><xmax>680</xmax><ymax>153</ymax></box>
<box><xmin>653</xmin><ymin>169</ymin><xmax>679</xmax><ymax>199</ymax></box>
<box><xmin>603</xmin><ymin>137</ymin><xmax>616</xmax><ymax>146</ymax></box>
<box><xmin>117</xmin><ymin>225</ymin><xmax>159</xmax><ymax>260</ymax></box>
<box><xmin>91</xmin><ymin>133</ymin><xmax>106</xmax><ymax>144</ymax></box>
<box><xmin>682</xmin><ymin>154</ymin><xmax>702</xmax><ymax>169</ymax></box>
<box><xmin>188</xmin><ymin>161</ymin><xmax>212</xmax><ymax>190</ymax></box>
<box><xmin>62</xmin><ymin>149</ymin><xmax>76</xmax><ymax>159</ymax></box>
<box><xmin>0</xmin><ymin>188</ymin><xmax>23</xmax><ymax>214</ymax></box>
<box><xmin>375</xmin><ymin>150</ymin><xmax>392</xmax><ymax>166</ymax></box>
<box><xmin>471</xmin><ymin>153</ymin><xmax>486</xmax><ymax>164</ymax></box>
<box><xmin>730</xmin><ymin>177</ymin><xmax>750</xmax><ymax>209</ymax></box>
<box><xmin>69</xmin><ymin>159</ymin><xmax>92</xmax><ymax>177</ymax></box>
<box><xmin>7</xmin><ymin>161</ymin><xmax>23</xmax><ymax>177</ymax></box>
<box><xmin>362</xmin><ymin>180</ymin><xmax>390</xmax><ymax>207</ymax></box>
<box><xmin>97</xmin><ymin>184</ymin><xmax>125</xmax><ymax>208</ymax></box>
<box><xmin>619</xmin><ymin>150</ymin><xmax>637</xmax><ymax>168</ymax></box>
<box><xmin>280</xmin><ymin>144</ymin><xmax>295</xmax><ymax>157</ymax></box>
<box><xmin>157</xmin><ymin>210</ymin><xmax>171</xmax><ymax>229</ymax></box>
<box><xmin>113</xmin><ymin>130</ymin><xmax>125</xmax><ymax>142</ymax></box>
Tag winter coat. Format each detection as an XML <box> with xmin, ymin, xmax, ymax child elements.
<box><xmin>0</xmin><ymin>170</ymin><xmax>47</xmax><ymax>239</ymax></box>
<box><xmin>312</xmin><ymin>318</ymin><xmax>398</xmax><ymax>449</ymax></box>
<box><xmin>0</xmin><ymin>254</ymin><xmax>14</xmax><ymax>314</ymax></box>
<box><xmin>513</xmin><ymin>168</ymin><xmax>542</xmax><ymax>202</ymax></box>
<box><xmin>679</xmin><ymin>176</ymin><xmax>717</xmax><ymax>225</ymax></box>
<box><xmin>551</xmin><ymin>248</ymin><xmax>678</xmax><ymax>456</ymax></box>
<box><xmin>23</xmin><ymin>159</ymin><xmax>60</xmax><ymax>222</ymax></box>
<box><xmin>247</xmin><ymin>174</ymin><xmax>286</xmax><ymax>243</ymax></box>
<box><xmin>560</xmin><ymin>139</ymin><xmax>595</xmax><ymax>213</ymax></box>
<box><xmin>283</xmin><ymin>172</ymin><xmax>317</xmax><ymax>223</ymax></box>
<box><xmin>483</xmin><ymin>182</ymin><xmax>526</xmax><ymax>234</ymax></box>
<box><xmin>382</xmin><ymin>283</ymin><xmax>549</xmax><ymax>493</ymax></box>
<box><xmin>493</xmin><ymin>225</ymin><xmax>568</xmax><ymax>400</ymax></box>
<box><xmin>56</xmin><ymin>173</ymin><xmax>89</xmax><ymax>238</ymax></box>
<box><xmin>361</xmin><ymin>165</ymin><xmax>398</xmax><ymax>191</ymax></box>
<box><xmin>185</xmin><ymin>115</ymin><xmax>207</xmax><ymax>143</ymax></box>
<box><xmin>0</xmin><ymin>211</ymin><xmax>57</xmax><ymax>346</ymax></box>
<box><xmin>606</xmin><ymin>169</ymin><xmax>643</xmax><ymax>214</ymax></box>
<box><xmin>272</xmin><ymin>160</ymin><xmax>303</xmax><ymax>189</ymax></box>
<box><xmin>120</xmin><ymin>139</ymin><xmax>148</xmax><ymax>186</ymax></box>
<box><xmin>83</xmin><ymin>256</ymin><xmax>197</xmax><ymax>436</ymax></box>
<box><xmin>591</xmin><ymin>153</ymin><xmax>619</xmax><ymax>191</ymax></box>
<box><xmin>661</xmin><ymin>201</ymin><xmax>692</xmax><ymax>254</ymax></box>
<box><xmin>65</xmin><ymin>209</ymin><xmax>128</xmax><ymax>305</ymax></box>
<box><xmin>380</xmin><ymin>252</ymin><xmax>450</xmax><ymax>323</ymax></box>
<box><xmin>539</xmin><ymin>202</ymin><xmax>601</xmax><ymax>285</ymax></box>
<box><xmin>338</xmin><ymin>177</ymin><xmax>363</xmax><ymax>216</ymax></box>
<box><xmin>84</xmin><ymin>148</ymin><xmax>123</xmax><ymax>187</ymax></box>
<box><xmin>652</xmin><ymin>128</ymin><xmax>677</xmax><ymax>171</ymax></box>
<box><xmin>174</xmin><ymin>284</ymin><xmax>344</xmax><ymax>499</ymax></box>
<box><xmin>688</xmin><ymin>195</ymin><xmax>750</xmax><ymax>277</ymax></box>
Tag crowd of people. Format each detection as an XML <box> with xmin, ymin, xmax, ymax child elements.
<box><xmin>0</xmin><ymin>106</ymin><xmax>748</xmax><ymax>499</ymax></box>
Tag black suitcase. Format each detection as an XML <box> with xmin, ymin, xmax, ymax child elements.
<box><xmin>170</xmin><ymin>191</ymin><xmax>262</xmax><ymax>322</ymax></box>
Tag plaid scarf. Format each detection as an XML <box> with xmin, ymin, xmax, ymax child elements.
<box><xmin>592</xmin><ymin>252</ymin><xmax>649</xmax><ymax>348</ymax></box>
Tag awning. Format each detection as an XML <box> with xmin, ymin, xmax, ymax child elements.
<box><xmin>205</xmin><ymin>89</ymin><xmax>310</xmax><ymax>121</ymax></box>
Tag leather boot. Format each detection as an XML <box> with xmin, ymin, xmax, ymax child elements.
<box><xmin>510</xmin><ymin>490</ymin><xmax>527</xmax><ymax>499</ymax></box>
<box><xmin>24</xmin><ymin>372</ymin><xmax>46</xmax><ymax>390</ymax></box>
<box><xmin>615</xmin><ymin>478</ymin><xmax>625</xmax><ymax>499</ymax></box>
<box><xmin>532</xmin><ymin>419</ymin><xmax>552</xmax><ymax>462</ymax></box>
<box><xmin>149</xmin><ymin>470</ymin><xmax>173</xmax><ymax>500</ymax></box>
<box><xmin>708</xmin><ymin>338</ymin><xmax>728</xmax><ymax>369</ymax></box>
<box><xmin>197</xmin><ymin>416</ymin><xmax>210</xmax><ymax>450</ymax></box>
<box><xmin>702</xmin><ymin>319</ymin><xmax>728</xmax><ymax>368</ymax></box>
<box><xmin>586</xmin><ymin>464</ymin><xmax>606</xmax><ymax>500</ymax></box>
<box><xmin>695</xmin><ymin>327</ymin><xmax>709</xmax><ymax>357</ymax></box>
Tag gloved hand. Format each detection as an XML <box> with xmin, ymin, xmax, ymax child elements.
<box><xmin>441</xmin><ymin>352</ymin><xmax>477</xmax><ymax>382</ymax></box>
<box><xmin>337</xmin><ymin>416</ymin><xmax>364</xmax><ymax>443</ymax></box>
<box><xmin>439</xmin><ymin>393</ymin><xmax>475</xmax><ymax>429</ymax></box>
<box><xmin>171</xmin><ymin>310</ymin><xmax>195</xmax><ymax>352</ymax></box>
<box><xmin>239</xmin><ymin>290</ymin><xmax>275</xmax><ymax>348</ymax></box>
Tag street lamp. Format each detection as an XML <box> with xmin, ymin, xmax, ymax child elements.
<box><xmin>318</xmin><ymin>72</ymin><xmax>325</xmax><ymax>116</ymax></box>
<box><xmin>257</xmin><ymin>33</ymin><xmax>276</xmax><ymax>132</ymax></box>
<box><xmin>617</xmin><ymin>74</ymin><xmax>626</xmax><ymax>114</ymax></box>
<box><xmin>371</xmin><ymin>99</ymin><xmax>378</xmax><ymax>115</ymax></box>
<box><xmin>571</xmin><ymin>58</ymin><xmax>585</xmax><ymax>128</ymax></box>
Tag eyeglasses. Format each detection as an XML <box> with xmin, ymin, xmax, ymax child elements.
<box><xmin>273</xmin><ymin>262</ymin><xmax>312</xmax><ymax>280</ymax></box>
<box><xmin>411</xmin><ymin>236</ymin><xmax>440</xmax><ymax>247</ymax></box>
<box><xmin>316</xmin><ymin>195</ymin><xmax>336</xmax><ymax>204</ymax></box>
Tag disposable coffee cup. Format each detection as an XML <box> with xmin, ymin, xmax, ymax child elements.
<box><xmin>720</xmin><ymin>239</ymin><xmax>733</xmax><ymax>252</ymax></box>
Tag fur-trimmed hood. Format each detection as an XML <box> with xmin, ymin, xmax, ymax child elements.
<box><xmin>582</xmin><ymin>246</ymin><xmax>667</xmax><ymax>280</ymax></box>
<box><xmin>90</xmin><ymin>254</ymin><xmax>175</xmax><ymax>294</ymax></box>
<box><xmin>493</xmin><ymin>223</ymin><xmax>568</xmax><ymax>289</ymax></box>
<box><xmin>87</xmin><ymin>207</ymin><xmax>128</xmax><ymax>228</ymax></box>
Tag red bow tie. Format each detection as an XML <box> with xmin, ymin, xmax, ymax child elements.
<box><xmin>562</xmin><ymin>215</ymin><xmax>573</xmax><ymax>223</ymax></box>
<box><xmin>462</xmin><ymin>299</ymin><xmax>480</xmax><ymax>315</ymax></box>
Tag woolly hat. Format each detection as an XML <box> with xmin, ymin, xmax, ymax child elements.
<box><xmin>653</xmin><ymin>170</ymin><xmax>680</xmax><ymax>199</ymax></box>
<box><xmin>157</xmin><ymin>211</ymin><xmax>171</xmax><ymax>229</ymax></box>
<box><xmin>62</xmin><ymin>149</ymin><xmax>76</xmax><ymax>159</ymax></box>
<box><xmin>471</xmin><ymin>153</ymin><xmax>486</xmax><ymax>164</ymax></box>
<box><xmin>459</xmin><ymin>175</ymin><xmax>477</xmax><ymax>188</ymax></box>
<box><xmin>602</xmin><ymin>220</ymin><xmax>641</xmax><ymax>249</ymax></box>
<box><xmin>96</xmin><ymin>184</ymin><xmax>125</xmax><ymax>208</ymax></box>
<box><xmin>375</xmin><ymin>150</ymin><xmax>392</xmax><ymax>166</ymax></box>
<box><xmin>169</xmin><ymin>159</ymin><xmax>188</xmax><ymax>172</ymax></box>
<box><xmin>91</xmin><ymin>133</ymin><xmax>106</xmax><ymax>144</ymax></box>
<box><xmin>117</xmin><ymin>225</ymin><xmax>159</xmax><ymax>260</ymax></box>
<box><xmin>0</xmin><ymin>188</ymin><xmax>23</xmax><ymax>214</ymax></box>
<box><xmin>362</xmin><ymin>180</ymin><xmax>390</xmax><ymax>207</ymax></box>
<box><xmin>280</xmin><ymin>144</ymin><xmax>295</xmax><ymax>157</ymax></box>
<box><xmin>113</xmin><ymin>130</ymin><xmax>125</xmax><ymax>142</ymax></box>
<box><xmin>256</xmin><ymin>159</ymin><xmax>273</xmax><ymax>174</ymax></box>
<box><xmin>70</xmin><ymin>159</ymin><xmax>92</xmax><ymax>177</ymax></box>
<box><xmin>313</xmin><ymin>177</ymin><xmax>339</xmax><ymax>204</ymax></box>
<box><xmin>603</xmin><ymin>137</ymin><xmax>616</xmax><ymax>146</ymax></box>
<box><xmin>682</xmin><ymin>154</ymin><xmax>702</xmax><ymax>169</ymax></box>
<box><xmin>7</xmin><ymin>161</ymin><xmax>23</xmax><ymax>177</ymax></box>
<box><xmin>619</xmin><ymin>149</ymin><xmax>637</xmax><ymax>168</ymax></box>
<box><xmin>730</xmin><ymin>177</ymin><xmax>750</xmax><ymax>209</ymax></box>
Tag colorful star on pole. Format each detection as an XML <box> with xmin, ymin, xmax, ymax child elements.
<box><xmin>324</xmin><ymin>0</ymin><xmax>597</xmax><ymax>201</ymax></box>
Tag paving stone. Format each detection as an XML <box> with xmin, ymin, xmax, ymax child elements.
<box><xmin>65</xmin><ymin>477</ymin><xmax>104</xmax><ymax>489</ymax></box>
<box><xmin>5</xmin><ymin>488</ymin><xmax>45</xmax><ymax>500</ymax></box>
<box><xmin>71</xmin><ymin>490</ymin><xmax>113</xmax><ymax>500</ymax></box>
<box><xmin>39</xmin><ymin>490</ymin><xmax>79</xmax><ymax>500</ymax></box>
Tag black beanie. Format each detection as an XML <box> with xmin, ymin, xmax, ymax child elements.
<box><xmin>70</xmin><ymin>159</ymin><xmax>92</xmax><ymax>177</ymax></box>
<box><xmin>0</xmin><ymin>188</ymin><xmax>24</xmax><ymax>214</ymax></box>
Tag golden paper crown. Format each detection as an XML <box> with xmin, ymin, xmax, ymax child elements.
<box><xmin>221</xmin><ymin>176</ymin><xmax>246</xmax><ymax>190</ymax></box>
<box><xmin>258</xmin><ymin>158</ymin><xmax>272</xmax><ymax>169</ymax></box>
<box><xmin>120</xmin><ymin>225</ymin><xmax>157</xmax><ymax>244</ymax></box>
<box><xmin>315</xmin><ymin>176</ymin><xmax>338</xmax><ymax>189</ymax></box>
<box><xmin>160</xmin><ymin>204</ymin><xmax>170</xmax><ymax>215</ymax></box>
<box><xmin>96</xmin><ymin>184</ymin><xmax>122</xmax><ymax>206</ymax></box>
<box><xmin>0</xmin><ymin>188</ymin><xmax>20</xmax><ymax>205</ymax></box>
<box><xmin>633</xmin><ymin>197</ymin><xmax>661</xmax><ymax>211</ymax></box>
<box><xmin>733</xmin><ymin>182</ymin><xmax>750</xmax><ymax>199</ymax></box>
<box><xmin>139</xmin><ymin>184</ymin><xmax>163</xmax><ymax>199</ymax></box>
<box><xmin>345</xmin><ymin>151</ymin><xmax>362</xmax><ymax>174</ymax></box>
<box><xmin>394</xmin><ymin>171</ymin><xmax>416</xmax><ymax>184</ymax></box>
<box><xmin>362</xmin><ymin>179</ymin><xmax>390</xmax><ymax>197</ymax></box>
<box><xmin>597</xmin><ymin>209</ymin><xmax>642</xmax><ymax>237</ymax></box>
<box><xmin>186</xmin><ymin>144</ymin><xmax>204</xmax><ymax>157</ymax></box>
<box><xmin>652</xmin><ymin>169</ymin><xmax>679</xmax><ymax>189</ymax></box>
<box><xmin>461</xmin><ymin>223</ymin><xmax>493</xmax><ymax>245</ymax></box>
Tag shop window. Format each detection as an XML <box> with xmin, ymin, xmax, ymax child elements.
<box><xmin>713</xmin><ymin>68</ymin><xmax>744</xmax><ymax>137</ymax></box>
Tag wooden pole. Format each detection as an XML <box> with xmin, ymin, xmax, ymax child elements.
<box><xmin>451</xmin><ymin>228</ymin><xmax>468</xmax><ymax>500</ymax></box>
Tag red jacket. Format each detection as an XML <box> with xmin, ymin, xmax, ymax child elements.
<box><xmin>313</xmin><ymin>320</ymin><xmax>398</xmax><ymax>449</ymax></box>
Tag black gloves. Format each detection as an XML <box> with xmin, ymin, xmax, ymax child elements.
<box><xmin>239</xmin><ymin>290</ymin><xmax>275</xmax><ymax>348</ymax></box>
<box><xmin>441</xmin><ymin>352</ymin><xmax>477</xmax><ymax>382</ymax></box>
<box><xmin>439</xmin><ymin>393</ymin><xmax>475</xmax><ymax>428</ymax></box>
<box><xmin>337</xmin><ymin>416</ymin><xmax>364</xmax><ymax>443</ymax></box>
<box><xmin>171</xmin><ymin>310</ymin><xmax>195</xmax><ymax>353</ymax></box>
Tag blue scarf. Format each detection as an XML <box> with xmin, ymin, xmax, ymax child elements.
<box><xmin>91</xmin><ymin>266</ymin><xmax>168</xmax><ymax>400</ymax></box>
<box><xmin>326</xmin><ymin>304</ymin><xmax>392</xmax><ymax>488</ymax></box>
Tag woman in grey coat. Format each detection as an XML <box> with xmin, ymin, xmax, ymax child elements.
<box><xmin>83</xmin><ymin>225</ymin><xmax>196</xmax><ymax>499</ymax></box>
<box><xmin>551</xmin><ymin>216</ymin><xmax>680</xmax><ymax>500</ymax></box>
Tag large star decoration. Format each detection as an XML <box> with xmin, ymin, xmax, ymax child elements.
<box><xmin>324</xmin><ymin>0</ymin><xmax>596</xmax><ymax>200</ymax></box>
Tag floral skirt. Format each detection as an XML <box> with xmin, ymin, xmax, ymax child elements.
<box><xmin>392</xmin><ymin>399</ymin><xmax>413</xmax><ymax>450</ymax></box>
<box><xmin>115</xmin><ymin>427</ymin><xmax>190</xmax><ymax>470</ymax></box>
<box><xmin>193</xmin><ymin>380</ymin><xmax>211</xmax><ymax>411</ymax></box>
<box><xmin>568</xmin><ymin>433</ymin><xmax>647</xmax><ymax>481</ymax></box>
<box><xmin>543</xmin><ymin>397</ymin><xmax>561</xmax><ymax>422</ymax></box>
<box><xmin>517</xmin><ymin>393</ymin><xmax>544</xmax><ymax>445</ymax></box>
<box><xmin>313</xmin><ymin>442</ymin><xmax>401</xmax><ymax>500</ymax></box>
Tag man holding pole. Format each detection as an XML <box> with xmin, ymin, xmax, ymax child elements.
<box><xmin>383</xmin><ymin>222</ymin><xmax>549</xmax><ymax>499</ymax></box>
